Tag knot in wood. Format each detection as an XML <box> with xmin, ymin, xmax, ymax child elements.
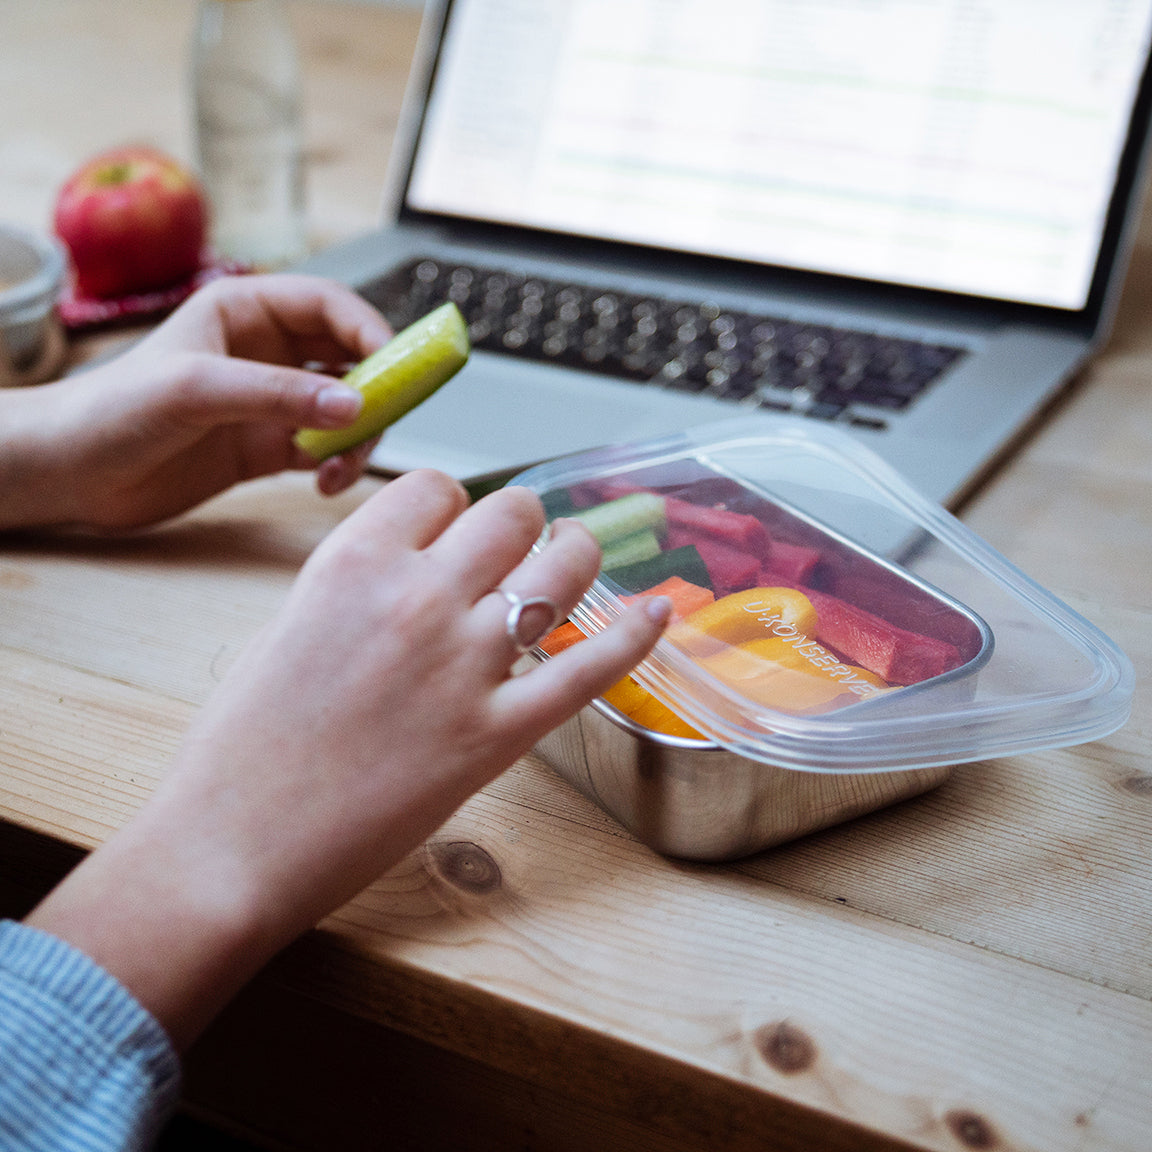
<box><xmin>1121</xmin><ymin>774</ymin><xmax>1152</xmax><ymax>797</ymax></box>
<box><xmin>754</xmin><ymin>1020</ymin><xmax>817</xmax><ymax>1074</ymax></box>
<box><xmin>428</xmin><ymin>841</ymin><xmax>503</xmax><ymax>895</ymax></box>
<box><xmin>945</xmin><ymin>1109</ymin><xmax>998</xmax><ymax>1149</ymax></box>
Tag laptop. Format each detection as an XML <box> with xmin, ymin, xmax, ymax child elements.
<box><xmin>302</xmin><ymin>0</ymin><xmax>1152</xmax><ymax>508</ymax></box>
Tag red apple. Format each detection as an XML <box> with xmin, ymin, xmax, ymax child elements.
<box><xmin>53</xmin><ymin>146</ymin><xmax>208</xmax><ymax>299</ymax></box>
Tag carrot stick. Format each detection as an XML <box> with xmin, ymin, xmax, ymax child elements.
<box><xmin>623</xmin><ymin>575</ymin><xmax>715</xmax><ymax>620</ymax></box>
<box><xmin>537</xmin><ymin>620</ymin><xmax>586</xmax><ymax>656</ymax></box>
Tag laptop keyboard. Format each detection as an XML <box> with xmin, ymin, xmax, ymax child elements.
<box><xmin>358</xmin><ymin>258</ymin><xmax>966</xmax><ymax>428</ymax></box>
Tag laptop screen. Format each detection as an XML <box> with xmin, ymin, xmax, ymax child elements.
<box><xmin>405</xmin><ymin>0</ymin><xmax>1152</xmax><ymax>313</ymax></box>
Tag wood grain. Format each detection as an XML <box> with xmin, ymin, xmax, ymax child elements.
<box><xmin>2</xmin><ymin>471</ymin><xmax>1150</xmax><ymax>1150</ymax></box>
<box><xmin>2</xmin><ymin>4</ymin><xmax>1152</xmax><ymax>1150</ymax></box>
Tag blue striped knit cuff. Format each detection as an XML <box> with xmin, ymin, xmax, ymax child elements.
<box><xmin>0</xmin><ymin>919</ymin><xmax>181</xmax><ymax>1150</ymax></box>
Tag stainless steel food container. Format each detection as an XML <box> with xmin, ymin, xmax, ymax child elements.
<box><xmin>516</xmin><ymin>421</ymin><xmax>1133</xmax><ymax>862</ymax></box>
<box><xmin>536</xmin><ymin>703</ymin><xmax>952</xmax><ymax>861</ymax></box>
<box><xmin>532</xmin><ymin>498</ymin><xmax>989</xmax><ymax>861</ymax></box>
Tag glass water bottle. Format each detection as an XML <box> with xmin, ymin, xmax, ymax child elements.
<box><xmin>191</xmin><ymin>0</ymin><xmax>308</xmax><ymax>269</ymax></box>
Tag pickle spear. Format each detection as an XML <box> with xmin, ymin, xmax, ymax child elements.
<box><xmin>294</xmin><ymin>301</ymin><xmax>470</xmax><ymax>461</ymax></box>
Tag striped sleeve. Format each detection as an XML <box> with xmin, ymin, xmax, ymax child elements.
<box><xmin>0</xmin><ymin>919</ymin><xmax>181</xmax><ymax>1151</ymax></box>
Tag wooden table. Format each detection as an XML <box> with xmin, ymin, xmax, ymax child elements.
<box><xmin>3</xmin><ymin>5</ymin><xmax>1152</xmax><ymax>1150</ymax></box>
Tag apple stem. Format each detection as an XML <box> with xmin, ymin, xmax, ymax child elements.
<box><xmin>95</xmin><ymin>163</ymin><xmax>134</xmax><ymax>186</ymax></box>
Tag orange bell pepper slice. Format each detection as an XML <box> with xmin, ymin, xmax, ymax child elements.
<box><xmin>668</xmin><ymin>587</ymin><xmax>819</xmax><ymax>656</ymax></box>
<box><xmin>603</xmin><ymin>675</ymin><xmax>706</xmax><ymax>739</ymax></box>
<box><xmin>628</xmin><ymin>691</ymin><xmax>707</xmax><ymax>739</ymax></box>
<box><xmin>700</xmin><ymin>637</ymin><xmax>890</xmax><ymax>715</ymax></box>
<box><xmin>601</xmin><ymin>675</ymin><xmax>651</xmax><ymax>715</ymax></box>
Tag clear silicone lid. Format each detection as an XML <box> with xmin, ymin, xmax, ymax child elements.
<box><xmin>514</xmin><ymin>419</ymin><xmax>1133</xmax><ymax>773</ymax></box>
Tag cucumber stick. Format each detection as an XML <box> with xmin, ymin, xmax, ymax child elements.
<box><xmin>570</xmin><ymin>492</ymin><xmax>666</xmax><ymax>546</ymax></box>
<box><xmin>605</xmin><ymin>544</ymin><xmax>713</xmax><ymax>593</ymax></box>
<box><xmin>601</xmin><ymin>528</ymin><xmax>662</xmax><ymax>571</ymax></box>
<box><xmin>294</xmin><ymin>301</ymin><xmax>470</xmax><ymax>461</ymax></box>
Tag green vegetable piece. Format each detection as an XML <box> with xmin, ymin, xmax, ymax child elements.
<box><xmin>541</xmin><ymin>487</ymin><xmax>577</xmax><ymax>520</ymax></box>
<box><xmin>294</xmin><ymin>301</ymin><xmax>470</xmax><ymax>461</ymax></box>
<box><xmin>605</xmin><ymin>544</ymin><xmax>713</xmax><ymax>594</ymax></box>
<box><xmin>601</xmin><ymin>528</ymin><xmax>662</xmax><ymax>571</ymax></box>
<box><xmin>570</xmin><ymin>492</ymin><xmax>666</xmax><ymax>546</ymax></box>
<box><xmin>464</xmin><ymin>474</ymin><xmax>509</xmax><ymax>503</ymax></box>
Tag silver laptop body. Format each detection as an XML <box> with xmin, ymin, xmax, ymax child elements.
<box><xmin>303</xmin><ymin>0</ymin><xmax>1152</xmax><ymax>507</ymax></box>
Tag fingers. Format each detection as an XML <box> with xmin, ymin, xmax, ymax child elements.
<box><xmin>189</xmin><ymin>273</ymin><xmax>393</xmax><ymax>365</ymax></box>
<box><xmin>498</xmin><ymin>516</ymin><xmax>603</xmax><ymax>602</ymax></box>
<box><xmin>323</xmin><ymin>468</ymin><xmax>470</xmax><ymax>555</ymax></box>
<box><xmin>153</xmin><ymin>352</ymin><xmax>365</xmax><ymax>433</ymax></box>
<box><xmin>248</xmin><ymin>273</ymin><xmax>394</xmax><ymax>362</ymax></box>
<box><xmin>427</xmin><ymin>485</ymin><xmax>550</xmax><ymax>601</ymax></box>
<box><xmin>311</xmin><ymin>436</ymin><xmax>381</xmax><ymax>496</ymax></box>
<box><xmin>495</xmin><ymin>597</ymin><xmax>672</xmax><ymax>738</ymax></box>
<box><xmin>465</xmin><ymin>517</ymin><xmax>603</xmax><ymax>659</ymax></box>
<box><xmin>111</xmin><ymin>275</ymin><xmax>408</xmax><ymax>498</ymax></box>
<box><xmin>141</xmin><ymin>273</ymin><xmax>392</xmax><ymax>373</ymax></box>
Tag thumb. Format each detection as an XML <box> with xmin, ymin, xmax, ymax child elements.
<box><xmin>157</xmin><ymin>353</ymin><xmax>365</xmax><ymax>431</ymax></box>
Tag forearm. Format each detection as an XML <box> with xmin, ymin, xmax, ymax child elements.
<box><xmin>0</xmin><ymin>381</ymin><xmax>84</xmax><ymax>531</ymax></box>
<box><xmin>23</xmin><ymin>728</ymin><xmax>474</xmax><ymax>1051</ymax></box>
<box><xmin>24</xmin><ymin>790</ymin><xmax>281</xmax><ymax>1052</ymax></box>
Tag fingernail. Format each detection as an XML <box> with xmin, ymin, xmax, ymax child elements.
<box><xmin>316</xmin><ymin>384</ymin><xmax>363</xmax><ymax>424</ymax></box>
<box><xmin>644</xmin><ymin>595</ymin><xmax>673</xmax><ymax>626</ymax></box>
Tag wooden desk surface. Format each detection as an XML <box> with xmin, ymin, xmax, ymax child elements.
<box><xmin>3</xmin><ymin>5</ymin><xmax>1152</xmax><ymax>1151</ymax></box>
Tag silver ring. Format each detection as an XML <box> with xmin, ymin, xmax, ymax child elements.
<box><xmin>499</xmin><ymin>589</ymin><xmax>561</xmax><ymax>654</ymax></box>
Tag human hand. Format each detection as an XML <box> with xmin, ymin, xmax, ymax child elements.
<box><xmin>26</xmin><ymin>471</ymin><xmax>672</xmax><ymax>1047</ymax></box>
<box><xmin>0</xmin><ymin>273</ymin><xmax>392</xmax><ymax>532</ymax></box>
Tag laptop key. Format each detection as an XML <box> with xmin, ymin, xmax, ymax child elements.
<box><xmin>358</xmin><ymin>259</ymin><xmax>965</xmax><ymax>419</ymax></box>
